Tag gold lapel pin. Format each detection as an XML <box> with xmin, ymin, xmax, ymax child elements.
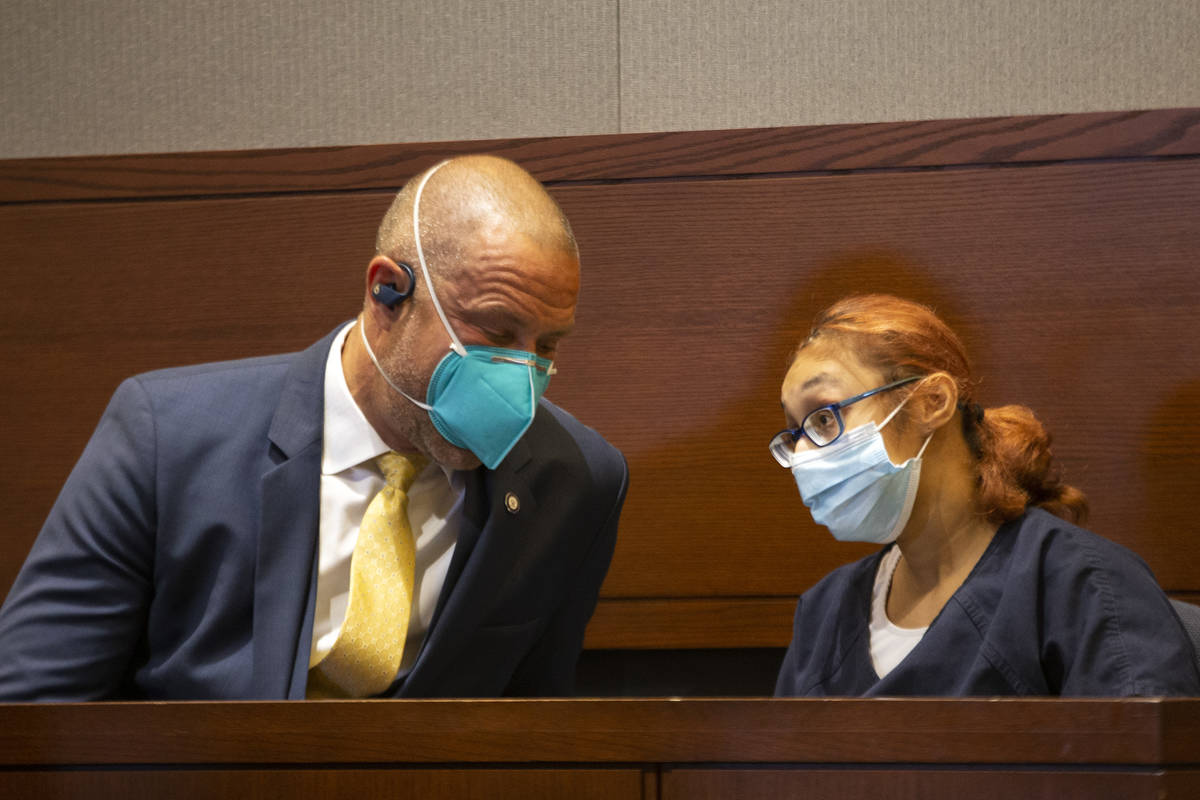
<box><xmin>504</xmin><ymin>492</ymin><xmax>520</xmax><ymax>514</ymax></box>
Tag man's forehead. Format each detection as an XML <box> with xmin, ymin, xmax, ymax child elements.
<box><xmin>467</xmin><ymin>301</ymin><xmax>577</xmax><ymax>336</ymax></box>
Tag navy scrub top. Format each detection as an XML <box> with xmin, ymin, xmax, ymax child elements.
<box><xmin>775</xmin><ymin>507</ymin><xmax>1200</xmax><ymax>696</ymax></box>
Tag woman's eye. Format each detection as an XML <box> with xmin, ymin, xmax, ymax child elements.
<box><xmin>809</xmin><ymin>409</ymin><xmax>836</xmax><ymax>432</ymax></box>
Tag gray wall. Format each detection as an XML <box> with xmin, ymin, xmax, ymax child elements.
<box><xmin>3</xmin><ymin>0</ymin><xmax>1199</xmax><ymax>159</ymax></box>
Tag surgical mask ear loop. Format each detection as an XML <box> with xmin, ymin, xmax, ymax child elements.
<box><xmin>878</xmin><ymin>390</ymin><xmax>912</xmax><ymax>430</ymax></box>
<box><xmin>879</xmin><ymin>383</ymin><xmax>935</xmax><ymax>462</ymax></box>
<box><xmin>411</xmin><ymin>160</ymin><xmax>468</xmax><ymax>358</ymax></box>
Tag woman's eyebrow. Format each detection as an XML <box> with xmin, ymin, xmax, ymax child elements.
<box><xmin>801</xmin><ymin>372</ymin><xmax>835</xmax><ymax>391</ymax></box>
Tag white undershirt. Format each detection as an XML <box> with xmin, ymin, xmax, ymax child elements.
<box><xmin>310</xmin><ymin>322</ymin><xmax>464</xmax><ymax>677</ymax></box>
<box><xmin>869</xmin><ymin>545</ymin><xmax>929</xmax><ymax>679</ymax></box>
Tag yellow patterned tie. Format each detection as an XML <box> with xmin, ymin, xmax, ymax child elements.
<box><xmin>307</xmin><ymin>451</ymin><xmax>428</xmax><ymax>698</ymax></box>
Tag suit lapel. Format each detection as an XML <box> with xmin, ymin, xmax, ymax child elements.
<box><xmin>402</xmin><ymin>437</ymin><xmax>537</xmax><ymax>693</ymax></box>
<box><xmin>250</xmin><ymin>328</ymin><xmax>339</xmax><ymax>699</ymax></box>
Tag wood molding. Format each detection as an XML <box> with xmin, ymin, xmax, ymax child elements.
<box><xmin>1</xmin><ymin>698</ymin><xmax>1196</xmax><ymax>766</ymax></box>
<box><xmin>2</xmin><ymin>108</ymin><xmax>1198</xmax><ymax>202</ymax></box>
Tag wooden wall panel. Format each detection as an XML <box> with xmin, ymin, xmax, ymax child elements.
<box><xmin>1</xmin><ymin>769</ymin><xmax>646</xmax><ymax>800</ymax></box>
<box><xmin>0</xmin><ymin>194</ymin><xmax>386</xmax><ymax>595</ymax></box>
<box><xmin>3</xmin><ymin>109</ymin><xmax>1198</xmax><ymax>202</ymax></box>
<box><xmin>551</xmin><ymin>160</ymin><xmax>1200</xmax><ymax>599</ymax></box>
<box><xmin>2</xmin><ymin>109</ymin><xmax>1198</xmax><ymax>650</ymax></box>
<box><xmin>661</xmin><ymin>768</ymin><xmax>1165</xmax><ymax>800</ymax></box>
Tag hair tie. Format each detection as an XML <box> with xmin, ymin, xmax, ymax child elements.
<box><xmin>959</xmin><ymin>401</ymin><xmax>986</xmax><ymax>461</ymax></box>
<box><xmin>959</xmin><ymin>401</ymin><xmax>985</xmax><ymax>427</ymax></box>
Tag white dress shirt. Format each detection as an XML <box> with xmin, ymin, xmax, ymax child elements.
<box><xmin>309</xmin><ymin>322</ymin><xmax>464</xmax><ymax>677</ymax></box>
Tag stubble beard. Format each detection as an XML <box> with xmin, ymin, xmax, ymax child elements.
<box><xmin>376</xmin><ymin>333</ymin><xmax>482</xmax><ymax>472</ymax></box>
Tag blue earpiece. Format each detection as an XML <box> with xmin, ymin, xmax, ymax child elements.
<box><xmin>371</xmin><ymin>261</ymin><xmax>416</xmax><ymax>308</ymax></box>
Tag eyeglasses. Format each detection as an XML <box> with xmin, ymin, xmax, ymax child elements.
<box><xmin>490</xmin><ymin>353</ymin><xmax>557</xmax><ymax>375</ymax></box>
<box><xmin>768</xmin><ymin>376</ymin><xmax>921</xmax><ymax>466</ymax></box>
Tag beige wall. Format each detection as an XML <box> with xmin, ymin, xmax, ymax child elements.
<box><xmin>2</xmin><ymin>0</ymin><xmax>1198</xmax><ymax>158</ymax></box>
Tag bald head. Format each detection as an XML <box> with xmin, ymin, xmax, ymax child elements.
<box><xmin>354</xmin><ymin>155</ymin><xmax>581</xmax><ymax>468</ymax></box>
<box><xmin>375</xmin><ymin>155</ymin><xmax>578</xmax><ymax>280</ymax></box>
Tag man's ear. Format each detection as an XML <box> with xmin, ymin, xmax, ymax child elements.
<box><xmin>914</xmin><ymin>372</ymin><xmax>959</xmax><ymax>434</ymax></box>
<box><xmin>365</xmin><ymin>256</ymin><xmax>417</xmax><ymax>313</ymax></box>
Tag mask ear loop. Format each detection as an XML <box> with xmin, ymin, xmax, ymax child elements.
<box><xmin>879</xmin><ymin>379</ymin><xmax>935</xmax><ymax>462</ymax></box>
<box><xmin>878</xmin><ymin>392</ymin><xmax>911</xmax><ymax>429</ymax></box>
<box><xmin>411</xmin><ymin>160</ymin><xmax>469</xmax><ymax>358</ymax></box>
<box><xmin>914</xmin><ymin>430</ymin><xmax>934</xmax><ymax>460</ymax></box>
<box><xmin>527</xmin><ymin>359</ymin><xmax>537</xmax><ymax>409</ymax></box>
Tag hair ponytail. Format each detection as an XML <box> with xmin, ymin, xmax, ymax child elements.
<box><xmin>803</xmin><ymin>294</ymin><xmax>1088</xmax><ymax>525</ymax></box>
<box><xmin>968</xmin><ymin>404</ymin><xmax>1089</xmax><ymax>524</ymax></box>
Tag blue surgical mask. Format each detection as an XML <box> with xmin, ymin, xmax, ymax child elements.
<box><xmin>359</xmin><ymin>160</ymin><xmax>556</xmax><ymax>469</ymax></box>
<box><xmin>788</xmin><ymin>396</ymin><xmax>932</xmax><ymax>544</ymax></box>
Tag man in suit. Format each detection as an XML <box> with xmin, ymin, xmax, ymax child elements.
<box><xmin>0</xmin><ymin>155</ymin><xmax>628</xmax><ymax>700</ymax></box>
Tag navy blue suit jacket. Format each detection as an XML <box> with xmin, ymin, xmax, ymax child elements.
<box><xmin>0</xmin><ymin>327</ymin><xmax>627</xmax><ymax>700</ymax></box>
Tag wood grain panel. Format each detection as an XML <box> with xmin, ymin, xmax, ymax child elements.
<box><xmin>0</xmin><ymin>193</ymin><xmax>389</xmax><ymax>595</ymax></box>
<box><xmin>662</xmin><ymin>768</ymin><xmax>1164</xmax><ymax>800</ymax></box>
<box><xmin>0</xmin><ymin>769</ymin><xmax>645</xmax><ymax>800</ymax></box>
<box><xmin>1</xmin><ymin>108</ymin><xmax>1197</xmax><ymax>202</ymax></box>
<box><xmin>1164</xmin><ymin>772</ymin><xmax>1200</xmax><ymax>797</ymax></box>
<box><xmin>2</xmin><ymin>111</ymin><xmax>1198</xmax><ymax>654</ymax></box>
<box><xmin>1</xmin><ymin>698</ymin><xmax>1195</xmax><ymax>766</ymax></box>
<box><xmin>552</xmin><ymin>159</ymin><xmax>1200</xmax><ymax>597</ymax></box>
<box><xmin>2</xmin><ymin>160</ymin><xmax>1199</xmax><ymax>610</ymax></box>
<box><xmin>583</xmin><ymin>598</ymin><xmax>796</xmax><ymax>649</ymax></box>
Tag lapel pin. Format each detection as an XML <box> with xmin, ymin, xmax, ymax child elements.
<box><xmin>504</xmin><ymin>492</ymin><xmax>520</xmax><ymax>514</ymax></box>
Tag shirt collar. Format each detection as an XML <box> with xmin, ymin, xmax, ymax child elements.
<box><xmin>321</xmin><ymin>319</ymin><xmax>461</xmax><ymax>485</ymax></box>
<box><xmin>322</xmin><ymin>321</ymin><xmax>391</xmax><ymax>475</ymax></box>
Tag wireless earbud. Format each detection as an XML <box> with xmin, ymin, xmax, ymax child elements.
<box><xmin>371</xmin><ymin>261</ymin><xmax>416</xmax><ymax>308</ymax></box>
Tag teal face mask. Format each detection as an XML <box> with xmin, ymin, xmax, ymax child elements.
<box><xmin>360</xmin><ymin>160</ymin><xmax>556</xmax><ymax>469</ymax></box>
<box><xmin>424</xmin><ymin>345</ymin><xmax>553</xmax><ymax>467</ymax></box>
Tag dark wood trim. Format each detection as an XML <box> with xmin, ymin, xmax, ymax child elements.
<box><xmin>582</xmin><ymin>591</ymin><xmax>1200</xmax><ymax>649</ymax></box>
<box><xmin>2</xmin><ymin>108</ymin><xmax>1198</xmax><ymax>203</ymax></box>
<box><xmin>1</xmin><ymin>698</ymin><xmax>1196</xmax><ymax>767</ymax></box>
<box><xmin>585</xmin><ymin>597</ymin><xmax>796</xmax><ymax>649</ymax></box>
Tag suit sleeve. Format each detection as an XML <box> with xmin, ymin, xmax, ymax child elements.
<box><xmin>0</xmin><ymin>378</ymin><xmax>157</xmax><ymax>700</ymax></box>
<box><xmin>503</xmin><ymin>453</ymin><xmax>628</xmax><ymax>697</ymax></box>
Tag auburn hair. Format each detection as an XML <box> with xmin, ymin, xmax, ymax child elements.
<box><xmin>799</xmin><ymin>294</ymin><xmax>1088</xmax><ymax>525</ymax></box>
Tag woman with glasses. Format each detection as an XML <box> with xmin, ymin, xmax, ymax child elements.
<box><xmin>771</xmin><ymin>294</ymin><xmax>1198</xmax><ymax>696</ymax></box>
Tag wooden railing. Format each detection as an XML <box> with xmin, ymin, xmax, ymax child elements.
<box><xmin>2</xmin><ymin>698</ymin><xmax>1198</xmax><ymax>798</ymax></box>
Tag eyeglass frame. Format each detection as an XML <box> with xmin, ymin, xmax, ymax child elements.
<box><xmin>769</xmin><ymin>375</ymin><xmax>922</xmax><ymax>466</ymax></box>
<box><xmin>490</xmin><ymin>353</ymin><xmax>557</xmax><ymax>375</ymax></box>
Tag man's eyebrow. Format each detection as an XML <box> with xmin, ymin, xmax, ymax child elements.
<box><xmin>468</xmin><ymin>306</ymin><xmax>575</xmax><ymax>341</ymax></box>
<box><xmin>544</xmin><ymin>320</ymin><xmax>576</xmax><ymax>340</ymax></box>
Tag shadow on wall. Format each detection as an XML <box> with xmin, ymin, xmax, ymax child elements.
<box><xmin>1143</xmin><ymin>378</ymin><xmax>1200</xmax><ymax>593</ymax></box>
<box><xmin>609</xmin><ymin>246</ymin><xmax>980</xmax><ymax>598</ymax></box>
